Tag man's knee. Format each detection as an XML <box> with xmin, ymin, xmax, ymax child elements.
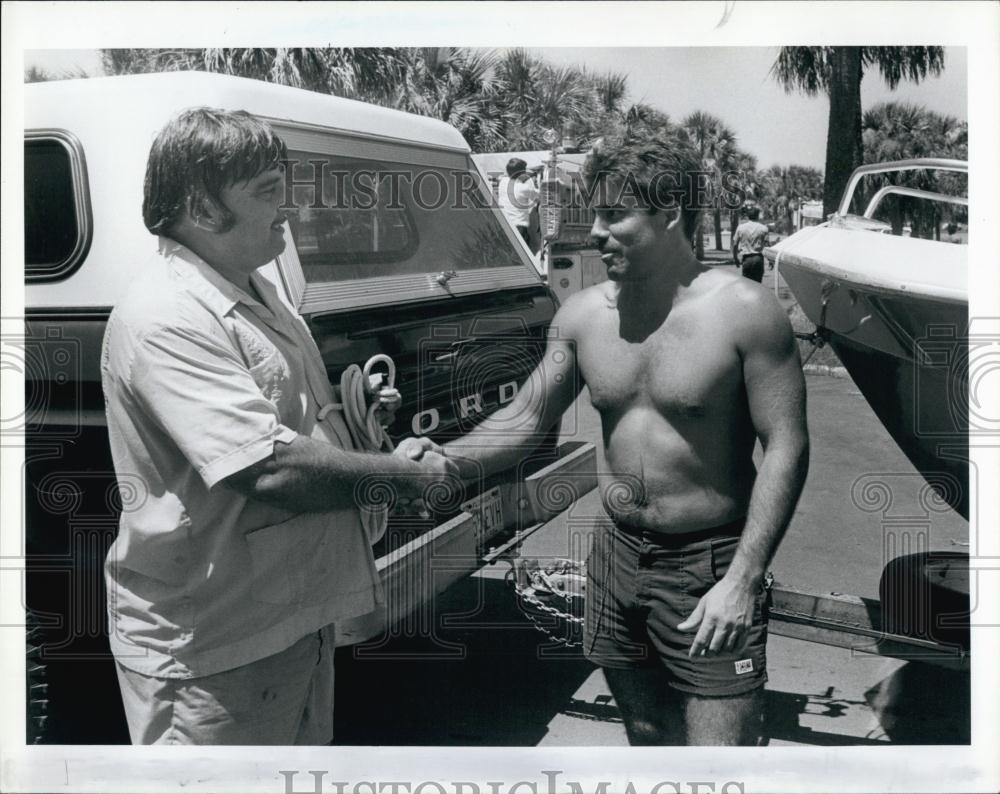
<box><xmin>683</xmin><ymin>688</ymin><xmax>764</xmax><ymax>746</ymax></box>
<box><xmin>624</xmin><ymin>717</ymin><xmax>676</xmax><ymax>745</ymax></box>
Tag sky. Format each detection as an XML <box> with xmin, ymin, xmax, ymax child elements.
<box><xmin>527</xmin><ymin>47</ymin><xmax>968</xmax><ymax>170</ymax></box>
<box><xmin>24</xmin><ymin>46</ymin><xmax>967</xmax><ymax>172</ymax></box>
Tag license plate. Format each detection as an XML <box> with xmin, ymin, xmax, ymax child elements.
<box><xmin>461</xmin><ymin>486</ymin><xmax>503</xmax><ymax>554</ymax></box>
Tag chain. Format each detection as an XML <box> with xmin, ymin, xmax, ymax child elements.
<box><xmin>505</xmin><ymin>561</ymin><xmax>586</xmax><ymax>648</ymax></box>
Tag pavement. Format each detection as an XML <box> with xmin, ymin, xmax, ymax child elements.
<box><xmin>334</xmin><ymin>372</ymin><xmax>970</xmax><ymax>746</ymax></box>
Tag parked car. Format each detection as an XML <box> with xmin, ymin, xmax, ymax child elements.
<box><xmin>23</xmin><ymin>71</ymin><xmax>560</xmax><ymax>743</ymax></box>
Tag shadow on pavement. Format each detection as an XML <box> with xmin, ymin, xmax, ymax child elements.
<box><xmin>334</xmin><ymin>575</ymin><xmax>598</xmax><ymax>745</ymax></box>
<box><xmin>764</xmin><ymin>690</ymin><xmax>887</xmax><ymax>746</ymax></box>
<box><xmin>765</xmin><ymin>660</ymin><xmax>970</xmax><ymax>747</ymax></box>
<box><xmin>864</xmin><ymin>662</ymin><xmax>970</xmax><ymax>744</ymax></box>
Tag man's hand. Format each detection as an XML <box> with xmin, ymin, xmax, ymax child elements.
<box><xmin>418</xmin><ymin>449</ymin><xmax>459</xmax><ymax>482</ymax></box>
<box><xmin>394</xmin><ymin>436</ymin><xmax>444</xmax><ymax>461</ymax></box>
<box><xmin>677</xmin><ymin>575</ymin><xmax>757</xmax><ymax>657</ymax></box>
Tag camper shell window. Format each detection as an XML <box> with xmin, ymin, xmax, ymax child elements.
<box><xmin>285</xmin><ymin>150</ymin><xmax>522</xmax><ymax>284</ymax></box>
<box><xmin>24</xmin><ymin>132</ymin><xmax>92</xmax><ymax>282</ymax></box>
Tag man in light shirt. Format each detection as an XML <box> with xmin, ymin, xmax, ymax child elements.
<box><xmin>497</xmin><ymin>157</ymin><xmax>541</xmax><ymax>248</ymax></box>
<box><xmin>731</xmin><ymin>205</ymin><xmax>769</xmax><ymax>283</ymax></box>
<box><xmin>102</xmin><ymin>108</ymin><xmax>456</xmax><ymax>745</ymax></box>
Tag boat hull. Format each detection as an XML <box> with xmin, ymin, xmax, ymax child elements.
<box><xmin>769</xmin><ymin>228</ymin><xmax>969</xmax><ymax>518</ymax></box>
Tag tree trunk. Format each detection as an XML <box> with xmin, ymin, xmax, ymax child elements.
<box><xmin>695</xmin><ymin>218</ymin><xmax>705</xmax><ymax>260</ymax></box>
<box><xmin>713</xmin><ymin>207</ymin><xmax>723</xmax><ymax>250</ymax></box>
<box><xmin>889</xmin><ymin>198</ymin><xmax>904</xmax><ymax>236</ymax></box>
<box><xmin>823</xmin><ymin>47</ymin><xmax>864</xmax><ymax>218</ymax></box>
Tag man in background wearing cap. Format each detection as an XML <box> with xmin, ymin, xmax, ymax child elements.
<box><xmin>497</xmin><ymin>157</ymin><xmax>541</xmax><ymax>249</ymax></box>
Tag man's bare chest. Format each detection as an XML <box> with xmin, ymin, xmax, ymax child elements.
<box><xmin>578</xmin><ymin>314</ymin><xmax>743</xmax><ymax>418</ymax></box>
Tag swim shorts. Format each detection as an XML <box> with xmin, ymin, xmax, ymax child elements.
<box><xmin>584</xmin><ymin>517</ymin><xmax>768</xmax><ymax>697</ymax></box>
<box><xmin>740</xmin><ymin>253</ymin><xmax>765</xmax><ymax>283</ymax></box>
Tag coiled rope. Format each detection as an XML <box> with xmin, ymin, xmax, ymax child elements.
<box><xmin>318</xmin><ymin>354</ymin><xmax>400</xmax><ymax>452</ymax></box>
<box><xmin>317</xmin><ymin>355</ymin><xmax>401</xmax><ymax>544</ymax></box>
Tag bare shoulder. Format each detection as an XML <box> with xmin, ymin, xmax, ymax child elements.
<box><xmin>699</xmin><ymin>269</ymin><xmax>795</xmax><ymax>354</ymax></box>
<box><xmin>551</xmin><ymin>281</ymin><xmax>613</xmax><ymax>340</ymax></box>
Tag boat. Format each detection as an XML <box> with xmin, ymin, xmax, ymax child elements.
<box><xmin>764</xmin><ymin>159</ymin><xmax>970</xmax><ymax>518</ymax></box>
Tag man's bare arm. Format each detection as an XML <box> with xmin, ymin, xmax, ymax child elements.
<box><xmin>223</xmin><ymin>434</ymin><xmax>456</xmax><ymax>512</ymax></box>
<box><xmin>681</xmin><ymin>283</ymin><xmax>809</xmax><ymax>656</ymax></box>
<box><xmin>443</xmin><ymin>300</ymin><xmax>586</xmax><ymax>479</ymax></box>
<box><xmin>729</xmin><ymin>288</ymin><xmax>809</xmax><ymax>586</ymax></box>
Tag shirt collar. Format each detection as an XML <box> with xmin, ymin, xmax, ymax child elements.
<box><xmin>158</xmin><ymin>236</ymin><xmax>268</xmax><ymax>316</ymax></box>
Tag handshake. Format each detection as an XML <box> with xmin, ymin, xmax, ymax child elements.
<box><xmin>386</xmin><ymin>437</ymin><xmax>467</xmax><ymax>517</ymax></box>
<box><xmin>397</xmin><ymin>434</ymin><xmax>466</xmax><ymax>476</ymax></box>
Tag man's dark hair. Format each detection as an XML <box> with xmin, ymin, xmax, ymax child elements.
<box><xmin>582</xmin><ymin>127</ymin><xmax>702</xmax><ymax>242</ymax></box>
<box><xmin>746</xmin><ymin>205</ymin><xmax>761</xmax><ymax>221</ymax></box>
<box><xmin>946</xmin><ymin>222</ymin><xmax>958</xmax><ymax>235</ymax></box>
<box><xmin>506</xmin><ymin>157</ymin><xmax>528</xmax><ymax>178</ymax></box>
<box><xmin>143</xmin><ymin>108</ymin><xmax>287</xmax><ymax>236</ymax></box>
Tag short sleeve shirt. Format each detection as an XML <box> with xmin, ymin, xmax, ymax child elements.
<box><xmin>101</xmin><ymin>238</ymin><xmax>382</xmax><ymax>678</ymax></box>
<box><xmin>498</xmin><ymin>175</ymin><xmax>539</xmax><ymax>228</ymax></box>
<box><xmin>732</xmin><ymin>221</ymin><xmax>769</xmax><ymax>261</ymax></box>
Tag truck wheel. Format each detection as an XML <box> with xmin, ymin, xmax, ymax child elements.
<box><xmin>878</xmin><ymin>551</ymin><xmax>970</xmax><ymax>650</ymax></box>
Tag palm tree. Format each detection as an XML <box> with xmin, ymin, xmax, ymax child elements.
<box><xmin>25</xmin><ymin>65</ymin><xmax>54</xmax><ymax>83</ymax></box>
<box><xmin>390</xmin><ymin>48</ymin><xmax>505</xmax><ymax>152</ymax></box>
<box><xmin>102</xmin><ymin>48</ymin><xmax>204</xmax><ymax>76</ymax></box>
<box><xmin>729</xmin><ymin>148</ymin><xmax>759</xmax><ymax>237</ymax></box>
<box><xmin>574</xmin><ymin>69</ymin><xmax>629</xmax><ymax>145</ymax></box>
<box><xmin>683</xmin><ymin>111</ymin><xmax>738</xmax><ymax>255</ymax></box>
<box><xmin>491</xmin><ymin>49</ymin><xmax>633</xmax><ymax>152</ymax></box>
<box><xmin>101</xmin><ymin>47</ymin><xmax>409</xmax><ymax>101</ymax></box>
<box><xmin>758</xmin><ymin>164</ymin><xmax>823</xmax><ymax>235</ymax></box>
<box><xmin>861</xmin><ymin>101</ymin><xmax>967</xmax><ymax>237</ymax></box>
<box><xmin>772</xmin><ymin>46</ymin><xmax>945</xmax><ymax>217</ymax></box>
<box><xmin>622</xmin><ymin>102</ymin><xmax>672</xmax><ymax>134</ymax></box>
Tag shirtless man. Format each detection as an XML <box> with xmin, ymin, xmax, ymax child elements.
<box><xmin>401</xmin><ymin>127</ymin><xmax>809</xmax><ymax>745</ymax></box>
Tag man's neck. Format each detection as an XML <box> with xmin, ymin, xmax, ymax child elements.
<box><xmin>170</xmin><ymin>230</ymin><xmax>255</xmax><ymax>295</ymax></box>
<box><xmin>210</xmin><ymin>262</ymin><xmax>255</xmax><ymax>296</ymax></box>
<box><xmin>615</xmin><ymin>236</ymin><xmax>704</xmax><ymax>309</ymax></box>
<box><xmin>612</xmin><ymin>237</ymin><xmax>705</xmax><ymax>342</ymax></box>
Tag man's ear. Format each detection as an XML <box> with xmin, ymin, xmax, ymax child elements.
<box><xmin>187</xmin><ymin>194</ymin><xmax>224</xmax><ymax>231</ymax></box>
<box><xmin>664</xmin><ymin>207</ymin><xmax>682</xmax><ymax>228</ymax></box>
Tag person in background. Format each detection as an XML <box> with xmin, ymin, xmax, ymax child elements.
<box><xmin>497</xmin><ymin>157</ymin><xmax>541</xmax><ymax>250</ymax></box>
<box><xmin>731</xmin><ymin>205</ymin><xmax>769</xmax><ymax>283</ymax></box>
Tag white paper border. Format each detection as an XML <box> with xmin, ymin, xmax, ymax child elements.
<box><xmin>2</xmin><ymin>2</ymin><xmax>998</xmax><ymax>792</ymax></box>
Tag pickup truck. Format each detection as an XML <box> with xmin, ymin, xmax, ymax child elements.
<box><xmin>22</xmin><ymin>71</ymin><xmax>568</xmax><ymax>743</ymax></box>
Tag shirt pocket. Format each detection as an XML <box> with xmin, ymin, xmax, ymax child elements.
<box><xmin>248</xmin><ymin>347</ymin><xmax>292</xmax><ymax>407</ymax></box>
<box><xmin>707</xmin><ymin>535</ymin><xmax>739</xmax><ymax>584</ymax></box>
<box><xmin>244</xmin><ymin>513</ymin><xmax>342</xmax><ymax>606</ymax></box>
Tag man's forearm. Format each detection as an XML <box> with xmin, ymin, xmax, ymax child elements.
<box><xmin>444</xmin><ymin>421</ymin><xmax>547</xmax><ymax>480</ymax></box>
<box><xmin>231</xmin><ymin>435</ymin><xmax>434</xmax><ymax>512</ymax></box>
<box><xmin>441</xmin><ymin>339</ymin><xmax>579</xmax><ymax>481</ymax></box>
<box><xmin>727</xmin><ymin>436</ymin><xmax>809</xmax><ymax>586</ymax></box>
<box><xmin>443</xmin><ymin>400</ymin><xmax>553</xmax><ymax>480</ymax></box>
